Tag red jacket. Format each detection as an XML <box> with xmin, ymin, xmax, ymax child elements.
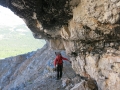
<box><xmin>54</xmin><ymin>55</ymin><xmax>69</xmax><ymax>66</ymax></box>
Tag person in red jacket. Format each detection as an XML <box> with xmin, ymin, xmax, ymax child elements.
<box><xmin>54</xmin><ymin>52</ymin><xmax>71</xmax><ymax>80</ymax></box>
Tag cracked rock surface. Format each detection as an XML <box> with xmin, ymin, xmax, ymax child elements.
<box><xmin>0</xmin><ymin>0</ymin><xmax>120</xmax><ymax>90</ymax></box>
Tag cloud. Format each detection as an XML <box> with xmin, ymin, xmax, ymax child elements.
<box><xmin>0</xmin><ymin>6</ymin><xmax>25</xmax><ymax>26</ymax></box>
<box><xmin>0</xmin><ymin>35</ymin><xmax>4</xmax><ymax>40</ymax></box>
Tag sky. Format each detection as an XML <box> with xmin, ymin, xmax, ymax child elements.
<box><xmin>0</xmin><ymin>5</ymin><xmax>24</xmax><ymax>26</ymax></box>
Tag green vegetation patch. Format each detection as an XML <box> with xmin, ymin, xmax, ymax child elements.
<box><xmin>0</xmin><ymin>24</ymin><xmax>46</xmax><ymax>59</ymax></box>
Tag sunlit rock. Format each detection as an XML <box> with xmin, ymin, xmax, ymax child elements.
<box><xmin>0</xmin><ymin>0</ymin><xmax>120</xmax><ymax>90</ymax></box>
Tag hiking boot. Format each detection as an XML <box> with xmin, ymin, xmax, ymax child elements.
<box><xmin>59</xmin><ymin>77</ymin><xmax>62</xmax><ymax>80</ymax></box>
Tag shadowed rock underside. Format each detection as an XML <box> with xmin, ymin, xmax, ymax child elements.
<box><xmin>0</xmin><ymin>0</ymin><xmax>120</xmax><ymax>90</ymax></box>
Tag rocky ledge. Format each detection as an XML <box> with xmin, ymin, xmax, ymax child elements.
<box><xmin>0</xmin><ymin>0</ymin><xmax>120</xmax><ymax>90</ymax></box>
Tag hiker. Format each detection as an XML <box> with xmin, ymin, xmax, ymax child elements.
<box><xmin>54</xmin><ymin>52</ymin><xmax>71</xmax><ymax>80</ymax></box>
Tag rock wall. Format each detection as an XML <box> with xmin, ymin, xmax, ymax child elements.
<box><xmin>0</xmin><ymin>0</ymin><xmax>120</xmax><ymax>90</ymax></box>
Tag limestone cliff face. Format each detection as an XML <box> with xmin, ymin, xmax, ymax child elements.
<box><xmin>0</xmin><ymin>0</ymin><xmax>120</xmax><ymax>90</ymax></box>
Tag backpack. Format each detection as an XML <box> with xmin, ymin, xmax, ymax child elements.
<box><xmin>56</xmin><ymin>55</ymin><xmax>63</xmax><ymax>65</ymax></box>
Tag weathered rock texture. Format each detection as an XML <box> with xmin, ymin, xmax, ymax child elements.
<box><xmin>0</xmin><ymin>0</ymin><xmax>120</xmax><ymax>90</ymax></box>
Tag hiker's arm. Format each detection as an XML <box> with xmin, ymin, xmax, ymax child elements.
<box><xmin>62</xmin><ymin>57</ymin><xmax>71</xmax><ymax>63</ymax></box>
<box><xmin>62</xmin><ymin>57</ymin><xmax>68</xmax><ymax>60</ymax></box>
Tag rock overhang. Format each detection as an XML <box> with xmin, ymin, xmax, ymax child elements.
<box><xmin>0</xmin><ymin>0</ymin><xmax>120</xmax><ymax>90</ymax></box>
<box><xmin>0</xmin><ymin>0</ymin><xmax>120</xmax><ymax>51</ymax></box>
<box><xmin>0</xmin><ymin>0</ymin><xmax>79</xmax><ymax>39</ymax></box>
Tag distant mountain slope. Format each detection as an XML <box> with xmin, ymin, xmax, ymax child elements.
<box><xmin>0</xmin><ymin>24</ymin><xmax>46</xmax><ymax>59</ymax></box>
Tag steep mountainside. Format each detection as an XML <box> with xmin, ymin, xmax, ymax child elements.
<box><xmin>0</xmin><ymin>0</ymin><xmax>120</xmax><ymax>90</ymax></box>
<box><xmin>0</xmin><ymin>43</ymin><xmax>76</xmax><ymax>90</ymax></box>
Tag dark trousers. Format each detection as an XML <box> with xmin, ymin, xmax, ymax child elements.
<box><xmin>56</xmin><ymin>64</ymin><xmax>63</xmax><ymax>79</ymax></box>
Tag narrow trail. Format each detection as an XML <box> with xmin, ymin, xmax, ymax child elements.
<box><xmin>0</xmin><ymin>44</ymin><xmax>76</xmax><ymax>90</ymax></box>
